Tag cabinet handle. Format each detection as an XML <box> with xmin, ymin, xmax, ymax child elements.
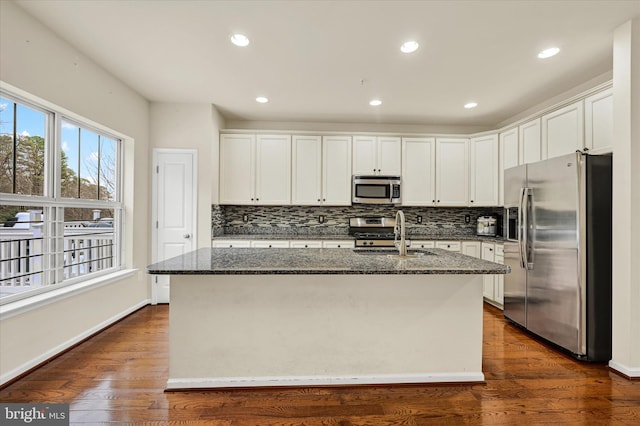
<box><xmin>251</xmin><ymin>198</ymin><xmax>254</xmax><ymax>201</ymax></box>
<box><xmin>432</xmin><ymin>200</ymin><xmax>435</xmax><ymax>203</ymax></box>
<box><xmin>470</xmin><ymin>200</ymin><xmax>474</xmax><ymax>203</ymax></box>
<box><xmin>317</xmin><ymin>199</ymin><xmax>321</xmax><ymax>202</ymax></box>
<box><xmin>337</xmin><ymin>245</ymin><xmax>341</xmax><ymax>248</ymax></box>
<box><xmin>268</xmin><ymin>245</ymin><xmax>272</xmax><ymax>248</ymax></box>
<box><xmin>304</xmin><ymin>245</ymin><xmax>308</xmax><ymax>248</ymax></box>
<box><xmin>323</xmin><ymin>198</ymin><xmax>326</xmax><ymax>201</ymax></box>
<box><xmin>437</xmin><ymin>200</ymin><xmax>440</xmax><ymax>203</ymax></box>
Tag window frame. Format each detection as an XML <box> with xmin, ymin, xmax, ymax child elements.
<box><xmin>0</xmin><ymin>87</ymin><xmax>126</xmax><ymax>305</ymax></box>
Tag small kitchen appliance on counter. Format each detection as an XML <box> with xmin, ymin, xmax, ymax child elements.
<box><xmin>476</xmin><ymin>215</ymin><xmax>498</xmax><ymax>236</ymax></box>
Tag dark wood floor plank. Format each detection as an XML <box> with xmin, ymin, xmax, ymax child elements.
<box><xmin>1</xmin><ymin>303</ymin><xmax>639</xmax><ymax>424</ymax></box>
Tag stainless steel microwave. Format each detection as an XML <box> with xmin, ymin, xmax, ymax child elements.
<box><xmin>352</xmin><ymin>175</ymin><xmax>401</xmax><ymax>205</ymax></box>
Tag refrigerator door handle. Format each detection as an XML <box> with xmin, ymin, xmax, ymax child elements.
<box><xmin>523</xmin><ymin>187</ymin><xmax>533</xmax><ymax>270</ymax></box>
<box><xmin>518</xmin><ymin>187</ymin><xmax>526</xmax><ymax>269</ymax></box>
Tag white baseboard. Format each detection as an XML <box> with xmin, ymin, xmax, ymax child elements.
<box><xmin>0</xmin><ymin>299</ymin><xmax>150</xmax><ymax>386</ymax></box>
<box><xmin>166</xmin><ymin>372</ymin><xmax>485</xmax><ymax>390</ymax></box>
<box><xmin>609</xmin><ymin>360</ymin><xmax>640</xmax><ymax>378</ymax></box>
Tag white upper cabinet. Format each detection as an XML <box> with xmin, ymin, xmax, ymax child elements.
<box><xmin>292</xmin><ymin>135</ymin><xmax>322</xmax><ymax>205</ymax></box>
<box><xmin>292</xmin><ymin>135</ymin><xmax>352</xmax><ymax>206</ymax></box>
<box><xmin>322</xmin><ymin>136</ymin><xmax>352</xmax><ymax>205</ymax></box>
<box><xmin>469</xmin><ymin>134</ymin><xmax>499</xmax><ymax>207</ymax></box>
<box><xmin>499</xmin><ymin>128</ymin><xmax>519</xmax><ymax>206</ymax></box>
<box><xmin>401</xmin><ymin>137</ymin><xmax>436</xmax><ymax>206</ymax></box>
<box><xmin>219</xmin><ymin>134</ymin><xmax>255</xmax><ymax>204</ymax></box>
<box><xmin>519</xmin><ymin>118</ymin><xmax>542</xmax><ymax>164</ymax></box>
<box><xmin>435</xmin><ymin>138</ymin><xmax>469</xmax><ymax>206</ymax></box>
<box><xmin>220</xmin><ymin>134</ymin><xmax>291</xmax><ymax>205</ymax></box>
<box><xmin>584</xmin><ymin>88</ymin><xmax>613</xmax><ymax>154</ymax></box>
<box><xmin>255</xmin><ymin>135</ymin><xmax>292</xmax><ymax>204</ymax></box>
<box><xmin>353</xmin><ymin>136</ymin><xmax>401</xmax><ymax>175</ymax></box>
<box><xmin>541</xmin><ymin>100</ymin><xmax>584</xmax><ymax>160</ymax></box>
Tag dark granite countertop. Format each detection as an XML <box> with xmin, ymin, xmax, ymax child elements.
<box><xmin>211</xmin><ymin>234</ymin><xmax>505</xmax><ymax>243</ymax></box>
<box><xmin>147</xmin><ymin>247</ymin><xmax>510</xmax><ymax>275</ymax></box>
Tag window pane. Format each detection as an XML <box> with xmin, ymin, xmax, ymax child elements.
<box><xmin>0</xmin><ymin>206</ymin><xmax>45</xmax><ymax>299</ymax></box>
<box><xmin>61</xmin><ymin>121</ymin><xmax>118</xmax><ymax>201</ymax></box>
<box><xmin>0</xmin><ymin>98</ymin><xmax>46</xmax><ymax>196</ymax></box>
<box><xmin>63</xmin><ymin>208</ymin><xmax>115</xmax><ymax>280</ymax></box>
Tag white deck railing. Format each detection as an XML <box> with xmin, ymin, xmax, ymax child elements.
<box><xmin>0</xmin><ymin>225</ymin><xmax>114</xmax><ymax>297</ymax></box>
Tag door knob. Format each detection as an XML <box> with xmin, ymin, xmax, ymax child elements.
<box><xmin>183</xmin><ymin>233</ymin><xmax>191</xmax><ymax>239</ymax></box>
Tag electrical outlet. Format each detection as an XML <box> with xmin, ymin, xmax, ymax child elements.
<box><xmin>318</xmin><ymin>215</ymin><xmax>325</xmax><ymax>224</ymax></box>
<box><xmin>242</xmin><ymin>214</ymin><xmax>249</xmax><ymax>222</ymax></box>
<box><xmin>465</xmin><ymin>215</ymin><xmax>471</xmax><ymax>224</ymax></box>
<box><xmin>416</xmin><ymin>215</ymin><xmax>423</xmax><ymax>224</ymax></box>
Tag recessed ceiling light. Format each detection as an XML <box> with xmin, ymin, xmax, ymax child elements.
<box><xmin>369</xmin><ymin>99</ymin><xmax>382</xmax><ymax>106</ymax></box>
<box><xmin>230</xmin><ymin>34</ymin><xmax>250</xmax><ymax>47</ymax></box>
<box><xmin>400</xmin><ymin>41</ymin><xmax>419</xmax><ymax>53</ymax></box>
<box><xmin>256</xmin><ymin>96</ymin><xmax>269</xmax><ymax>103</ymax></box>
<box><xmin>464</xmin><ymin>102</ymin><xmax>478</xmax><ymax>109</ymax></box>
<box><xmin>537</xmin><ymin>47</ymin><xmax>560</xmax><ymax>59</ymax></box>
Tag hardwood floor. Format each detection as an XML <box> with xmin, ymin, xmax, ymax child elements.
<box><xmin>1</xmin><ymin>304</ymin><xmax>639</xmax><ymax>425</ymax></box>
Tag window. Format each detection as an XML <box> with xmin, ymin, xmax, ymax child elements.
<box><xmin>0</xmin><ymin>91</ymin><xmax>123</xmax><ymax>303</ymax></box>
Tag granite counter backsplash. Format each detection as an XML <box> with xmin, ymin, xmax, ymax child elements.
<box><xmin>212</xmin><ymin>205</ymin><xmax>502</xmax><ymax>238</ymax></box>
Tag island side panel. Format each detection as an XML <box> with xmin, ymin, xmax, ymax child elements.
<box><xmin>167</xmin><ymin>274</ymin><xmax>484</xmax><ymax>389</ymax></box>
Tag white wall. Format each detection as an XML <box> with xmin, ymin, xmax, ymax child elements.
<box><xmin>610</xmin><ymin>18</ymin><xmax>640</xmax><ymax>378</ymax></box>
<box><xmin>149</xmin><ymin>103</ymin><xmax>225</xmax><ymax>246</ymax></box>
<box><xmin>0</xmin><ymin>0</ymin><xmax>150</xmax><ymax>384</ymax></box>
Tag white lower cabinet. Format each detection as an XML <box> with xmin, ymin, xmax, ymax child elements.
<box><xmin>322</xmin><ymin>240</ymin><xmax>355</xmax><ymax>248</ymax></box>
<box><xmin>435</xmin><ymin>241</ymin><xmax>461</xmax><ymax>252</ymax></box>
<box><xmin>410</xmin><ymin>240</ymin><xmax>435</xmax><ymax>249</ymax></box>
<box><xmin>250</xmin><ymin>241</ymin><xmax>290</xmax><ymax>248</ymax></box>
<box><xmin>482</xmin><ymin>242</ymin><xmax>504</xmax><ymax>308</ymax></box>
<box><xmin>290</xmin><ymin>241</ymin><xmax>323</xmax><ymax>248</ymax></box>
<box><xmin>461</xmin><ymin>241</ymin><xmax>481</xmax><ymax>258</ymax></box>
<box><xmin>212</xmin><ymin>240</ymin><xmax>252</xmax><ymax>248</ymax></box>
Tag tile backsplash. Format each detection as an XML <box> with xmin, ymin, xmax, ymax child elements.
<box><xmin>212</xmin><ymin>205</ymin><xmax>502</xmax><ymax>237</ymax></box>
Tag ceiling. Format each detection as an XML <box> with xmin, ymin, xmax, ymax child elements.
<box><xmin>13</xmin><ymin>0</ymin><xmax>640</xmax><ymax>128</ymax></box>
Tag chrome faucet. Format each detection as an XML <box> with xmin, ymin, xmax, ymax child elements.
<box><xmin>394</xmin><ymin>210</ymin><xmax>407</xmax><ymax>256</ymax></box>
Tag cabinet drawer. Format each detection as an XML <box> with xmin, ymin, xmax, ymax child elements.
<box><xmin>435</xmin><ymin>241</ymin><xmax>461</xmax><ymax>251</ymax></box>
<box><xmin>290</xmin><ymin>241</ymin><xmax>323</xmax><ymax>248</ymax></box>
<box><xmin>250</xmin><ymin>241</ymin><xmax>290</xmax><ymax>248</ymax></box>
<box><xmin>322</xmin><ymin>240</ymin><xmax>355</xmax><ymax>248</ymax></box>
<box><xmin>212</xmin><ymin>240</ymin><xmax>251</xmax><ymax>248</ymax></box>
<box><xmin>410</xmin><ymin>240</ymin><xmax>435</xmax><ymax>249</ymax></box>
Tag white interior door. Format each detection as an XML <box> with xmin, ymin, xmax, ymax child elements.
<box><xmin>152</xmin><ymin>149</ymin><xmax>197</xmax><ymax>304</ymax></box>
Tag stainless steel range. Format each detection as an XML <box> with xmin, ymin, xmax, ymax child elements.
<box><xmin>349</xmin><ymin>217</ymin><xmax>405</xmax><ymax>248</ymax></box>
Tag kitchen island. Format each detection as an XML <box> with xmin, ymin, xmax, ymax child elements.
<box><xmin>147</xmin><ymin>247</ymin><xmax>509</xmax><ymax>390</ymax></box>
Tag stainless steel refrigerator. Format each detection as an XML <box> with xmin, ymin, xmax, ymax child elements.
<box><xmin>503</xmin><ymin>152</ymin><xmax>612</xmax><ymax>362</ymax></box>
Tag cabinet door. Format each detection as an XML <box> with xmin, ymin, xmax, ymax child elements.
<box><xmin>541</xmin><ymin>101</ymin><xmax>584</xmax><ymax>159</ymax></box>
<box><xmin>323</xmin><ymin>136</ymin><xmax>352</xmax><ymax>205</ymax></box>
<box><xmin>495</xmin><ymin>249</ymin><xmax>504</xmax><ymax>306</ymax></box>
<box><xmin>462</xmin><ymin>241</ymin><xmax>481</xmax><ymax>258</ymax></box>
<box><xmin>219</xmin><ymin>134</ymin><xmax>255</xmax><ymax>204</ymax></box>
<box><xmin>292</xmin><ymin>135</ymin><xmax>322</xmax><ymax>205</ymax></box>
<box><xmin>352</xmin><ymin>136</ymin><xmax>377</xmax><ymax>175</ymax></box>
<box><xmin>584</xmin><ymin>88</ymin><xmax>613</xmax><ymax>154</ymax></box>
<box><xmin>255</xmin><ymin>135</ymin><xmax>292</xmax><ymax>205</ymax></box>
<box><xmin>499</xmin><ymin>128</ymin><xmax>519</xmax><ymax>206</ymax></box>
<box><xmin>519</xmin><ymin>119</ymin><xmax>541</xmax><ymax>164</ymax></box>
<box><xmin>469</xmin><ymin>134</ymin><xmax>499</xmax><ymax>206</ymax></box>
<box><xmin>481</xmin><ymin>242</ymin><xmax>496</xmax><ymax>300</ymax></box>
<box><xmin>402</xmin><ymin>137</ymin><xmax>436</xmax><ymax>206</ymax></box>
<box><xmin>436</xmin><ymin>138</ymin><xmax>469</xmax><ymax>206</ymax></box>
<box><xmin>378</xmin><ymin>136</ymin><xmax>402</xmax><ymax>175</ymax></box>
